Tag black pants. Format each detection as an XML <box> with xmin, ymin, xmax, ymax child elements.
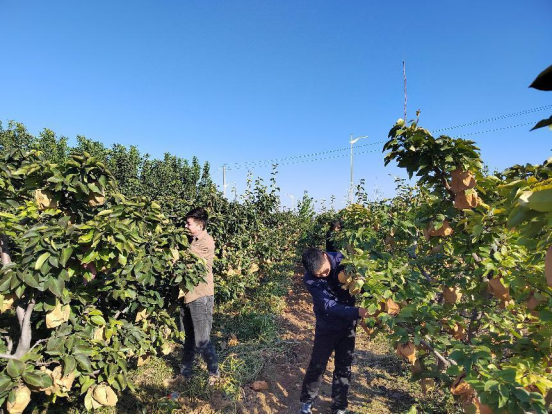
<box><xmin>300</xmin><ymin>324</ymin><xmax>356</xmax><ymax>411</ymax></box>
<box><xmin>179</xmin><ymin>295</ymin><xmax>218</xmax><ymax>376</ymax></box>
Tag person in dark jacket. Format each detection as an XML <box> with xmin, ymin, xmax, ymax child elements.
<box><xmin>299</xmin><ymin>247</ymin><xmax>367</xmax><ymax>414</ymax></box>
<box><xmin>325</xmin><ymin>220</ymin><xmax>342</xmax><ymax>253</ymax></box>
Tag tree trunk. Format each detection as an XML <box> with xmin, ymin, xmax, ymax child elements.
<box><xmin>0</xmin><ymin>234</ymin><xmax>11</xmax><ymax>265</ymax></box>
<box><xmin>13</xmin><ymin>298</ymin><xmax>35</xmax><ymax>359</ymax></box>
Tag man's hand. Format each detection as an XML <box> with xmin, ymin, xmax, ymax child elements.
<box><xmin>358</xmin><ymin>307</ymin><xmax>368</xmax><ymax>318</ymax></box>
<box><xmin>358</xmin><ymin>316</ymin><xmax>373</xmax><ymax>336</ymax></box>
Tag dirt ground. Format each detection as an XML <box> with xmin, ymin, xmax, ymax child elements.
<box><xmin>151</xmin><ymin>267</ymin><xmax>451</xmax><ymax>414</ymax></box>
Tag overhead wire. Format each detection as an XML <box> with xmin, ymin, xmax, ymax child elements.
<box><xmin>431</xmin><ymin>104</ymin><xmax>551</xmax><ymax>133</ymax></box>
<box><xmin>225</xmin><ymin>140</ymin><xmax>386</xmax><ymax>171</ymax></box>
<box><xmin>461</xmin><ymin>122</ymin><xmax>535</xmax><ymax>136</ymax></box>
<box><xmin>224</xmin><ymin>105</ymin><xmax>550</xmax><ymax>171</ymax></box>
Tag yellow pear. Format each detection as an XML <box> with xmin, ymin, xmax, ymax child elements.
<box><xmin>396</xmin><ymin>342</ymin><xmax>416</xmax><ymax>364</ymax></box>
<box><xmin>0</xmin><ymin>294</ymin><xmax>16</xmax><ymax>313</ymax></box>
<box><xmin>92</xmin><ymin>383</ymin><xmax>118</xmax><ymax>406</ymax></box>
<box><xmin>46</xmin><ymin>302</ymin><xmax>71</xmax><ymax>328</ymax></box>
<box><xmin>6</xmin><ymin>385</ymin><xmax>31</xmax><ymax>414</ymax></box>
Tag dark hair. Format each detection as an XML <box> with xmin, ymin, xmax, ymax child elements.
<box><xmin>329</xmin><ymin>220</ymin><xmax>342</xmax><ymax>231</ymax></box>
<box><xmin>302</xmin><ymin>248</ymin><xmax>326</xmax><ymax>274</ymax></box>
<box><xmin>186</xmin><ymin>207</ymin><xmax>208</xmax><ymax>230</ymax></box>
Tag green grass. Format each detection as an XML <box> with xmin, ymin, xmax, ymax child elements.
<box><xmin>117</xmin><ymin>261</ymin><xmax>296</xmax><ymax>413</ymax></box>
<box><xmin>26</xmin><ymin>261</ymin><xmax>295</xmax><ymax>413</ymax></box>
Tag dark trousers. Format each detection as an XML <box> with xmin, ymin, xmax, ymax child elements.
<box><xmin>300</xmin><ymin>324</ymin><xmax>356</xmax><ymax>411</ymax></box>
<box><xmin>178</xmin><ymin>295</ymin><xmax>219</xmax><ymax>375</ymax></box>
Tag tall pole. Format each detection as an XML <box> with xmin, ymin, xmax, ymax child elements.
<box><xmin>223</xmin><ymin>165</ymin><xmax>226</xmax><ymax>197</ymax></box>
<box><xmin>403</xmin><ymin>61</ymin><xmax>407</xmax><ymax>122</ymax></box>
<box><xmin>349</xmin><ymin>134</ymin><xmax>354</xmax><ymax>204</ymax></box>
<box><xmin>348</xmin><ymin>134</ymin><xmax>368</xmax><ymax>204</ymax></box>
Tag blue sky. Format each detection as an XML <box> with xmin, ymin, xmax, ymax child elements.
<box><xmin>1</xmin><ymin>1</ymin><xmax>551</xmax><ymax>210</ymax></box>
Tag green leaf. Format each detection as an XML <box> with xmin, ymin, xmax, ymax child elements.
<box><xmin>513</xmin><ymin>387</ymin><xmax>530</xmax><ymax>402</ymax></box>
<box><xmin>23</xmin><ymin>273</ymin><xmax>39</xmax><ymax>288</ymax></box>
<box><xmin>73</xmin><ymin>342</ymin><xmax>94</xmax><ymax>356</ymax></box>
<box><xmin>63</xmin><ymin>355</ymin><xmax>77</xmax><ymax>375</ymax></box>
<box><xmin>526</xmin><ymin>188</ymin><xmax>552</xmax><ymax>212</ymax></box>
<box><xmin>75</xmin><ymin>353</ymin><xmax>92</xmax><ymax>373</ymax></box>
<box><xmin>84</xmin><ymin>388</ymin><xmax>93</xmax><ymax>410</ymax></box>
<box><xmin>484</xmin><ymin>380</ymin><xmax>499</xmax><ymax>391</ymax></box>
<box><xmin>530</xmin><ymin>64</ymin><xmax>552</xmax><ymax>91</ymax></box>
<box><xmin>507</xmin><ymin>205</ymin><xmax>539</xmax><ymax>228</ymax></box>
<box><xmin>60</xmin><ymin>247</ymin><xmax>73</xmax><ymax>267</ymax></box>
<box><xmin>47</xmin><ymin>277</ymin><xmax>64</xmax><ymax>297</ymax></box>
<box><xmin>0</xmin><ymin>274</ymin><xmax>12</xmax><ymax>291</ymax></box>
<box><xmin>90</xmin><ymin>315</ymin><xmax>106</xmax><ymax>326</ymax></box>
<box><xmin>22</xmin><ymin>371</ymin><xmax>53</xmax><ymax>389</ymax></box>
<box><xmin>34</xmin><ymin>252</ymin><xmax>51</xmax><ymax>270</ymax></box>
<box><xmin>531</xmin><ymin>116</ymin><xmax>552</xmax><ymax>131</ymax></box>
<box><xmin>498</xmin><ymin>384</ymin><xmax>509</xmax><ymax>408</ymax></box>
<box><xmin>80</xmin><ymin>377</ymin><xmax>95</xmax><ymax>394</ymax></box>
<box><xmin>79</xmin><ymin>231</ymin><xmax>94</xmax><ymax>244</ymax></box>
<box><xmin>48</xmin><ymin>255</ymin><xmax>59</xmax><ymax>268</ymax></box>
<box><xmin>6</xmin><ymin>359</ymin><xmax>26</xmax><ymax>378</ymax></box>
<box><xmin>0</xmin><ymin>374</ymin><xmax>13</xmax><ymax>393</ymax></box>
<box><xmin>81</xmin><ymin>250</ymin><xmax>98</xmax><ymax>264</ymax></box>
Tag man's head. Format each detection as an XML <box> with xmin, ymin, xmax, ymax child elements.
<box><xmin>330</xmin><ymin>220</ymin><xmax>342</xmax><ymax>232</ymax></box>
<box><xmin>185</xmin><ymin>207</ymin><xmax>208</xmax><ymax>237</ymax></box>
<box><xmin>302</xmin><ymin>248</ymin><xmax>331</xmax><ymax>278</ymax></box>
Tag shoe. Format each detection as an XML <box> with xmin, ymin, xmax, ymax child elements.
<box><xmin>163</xmin><ymin>375</ymin><xmax>186</xmax><ymax>389</ymax></box>
<box><xmin>208</xmin><ymin>370</ymin><xmax>221</xmax><ymax>386</ymax></box>
<box><xmin>179</xmin><ymin>364</ymin><xmax>193</xmax><ymax>379</ymax></box>
<box><xmin>299</xmin><ymin>402</ymin><xmax>313</xmax><ymax>414</ymax></box>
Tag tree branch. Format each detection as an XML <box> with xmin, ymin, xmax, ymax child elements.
<box><xmin>3</xmin><ymin>335</ymin><xmax>13</xmax><ymax>354</ymax></box>
<box><xmin>0</xmin><ymin>353</ymin><xmax>18</xmax><ymax>360</ymax></box>
<box><xmin>397</xmin><ymin>322</ymin><xmax>456</xmax><ymax>369</ymax></box>
<box><xmin>114</xmin><ymin>304</ymin><xmax>129</xmax><ymax>320</ymax></box>
<box><xmin>16</xmin><ymin>303</ymin><xmax>25</xmax><ymax>328</ymax></box>
<box><xmin>406</xmin><ymin>248</ymin><xmax>433</xmax><ymax>283</ymax></box>
<box><xmin>0</xmin><ymin>234</ymin><xmax>11</xmax><ymax>265</ymax></box>
<box><xmin>467</xmin><ymin>309</ymin><xmax>483</xmax><ymax>343</ymax></box>
<box><xmin>29</xmin><ymin>338</ymin><xmax>49</xmax><ymax>353</ymax></box>
<box><xmin>36</xmin><ymin>360</ymin><xmax>57</xmax><ymax>367</ymax></box>
<box><xmin>432</xmin><ymin>167</ymin><xmax>456</xmax><ymax>202</ymax></box>
<box><xmin>13</xmin><ymin>297</ymin><xmax>36</xmax><ymax>359</ymax></box>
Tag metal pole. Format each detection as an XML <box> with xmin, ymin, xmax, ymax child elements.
<box><xmin>350</xmin><ymin>134</ymin><xmax>354</xmax><ymax>204</ymax></box>
<box><xmin>223</xmin><ymin>165</ymin><xmax>226</xmax><ymax>197</ymax></box>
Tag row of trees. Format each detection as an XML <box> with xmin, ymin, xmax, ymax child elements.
<box><xmin>0</xmin><ymin>124</ymin><xmax>303</xmax><ymax>412</ymax></box>
<box><xmin>319</xmin><ymin>65</ymin><xmax>552</xmax><ymax>414</ymax></box>
<box><xmin>330</xmin><ymin>123</ymin><xmax>552</xmax><ymax>413</ymax></box>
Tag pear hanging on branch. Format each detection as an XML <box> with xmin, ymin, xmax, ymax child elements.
<box><xmin>45</xmin><ymin>302</ymin><xmax>71</xmax><ymax>329</ymax></box>
<box><xmin>450</xmin><ymin>168</ymin><xmax>476</xmax><ymax>193</ymax></box>
<box><xmin>6</xmin><ymin>385</ymin><xmax>32</xmax><ymax>414</ymax></box>
<box><xmin>454</xmin><ymin>189</ymin><xmax>480</xmax><ymax>210</ymax></box>
<box><xmin>35</xmin><ymin>189</ymin><xmax>58</xmax><ymax>211</ymax></box>
<box><xmin>423</xmin><ymin>220</ymin><xmax>453</xmax><ymax>240</ymax></box>
<box><xmin>396</xmin><ymin>342</ymin><xmax>416</xmax><ymax>364</ymax></box>
<box><xmin>442</xmin><ymin>286</ymin><xmax>462</xmax><ymax>304</ymax></box>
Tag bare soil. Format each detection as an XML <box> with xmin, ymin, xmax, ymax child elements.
<box><xmin>136</xmin><ymin>267</ymin><xmax>452</xmax><ymax>414</ymax></box>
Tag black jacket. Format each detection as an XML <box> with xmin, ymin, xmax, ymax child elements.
<box><xmin>303</xmin><ymin>252</ymin><xmax>359</xmax><ymax>331</ymax></box>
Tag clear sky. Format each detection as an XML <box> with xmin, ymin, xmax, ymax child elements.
<box><xmin>1</xmin><ymin>1</ymin><xmax>551</xmax><ymax>210</ymax></box>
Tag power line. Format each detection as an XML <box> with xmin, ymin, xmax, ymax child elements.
<box><xmin>226</xmin><ymin>148</ymin><xmax>381</xmax><ymax>170</ymax></box>
<box><xmin>224</xmin><ymin>105</ymin><xmax>550</xmax><ymax>171</ymax></box>
<box><xmin>225</xmin><ymin>140</ymin><xmax>386</xmax><ymax>170</ymax></box>
<box><xmin>431</xmin><ymin>104</ymin><xmax>551</xmax><ymax>133</ymax></box>
<box><xmin>461</xmin><ymin>122</ymin><xmax>535</xmax><ymax>136</ymax></box>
